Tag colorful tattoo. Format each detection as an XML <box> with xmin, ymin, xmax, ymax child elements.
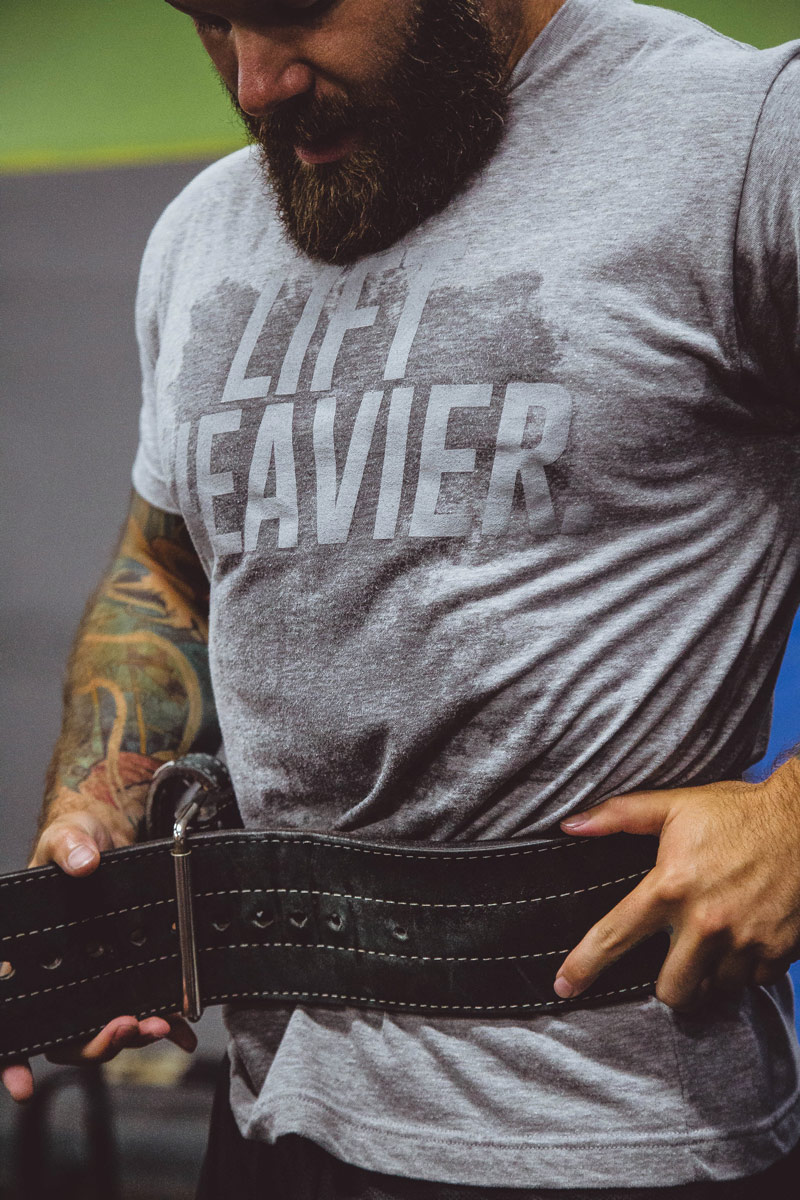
<box><xmin>41</xmin><ymin>494</ymin><xmax>220</xmax><ymax>839</ymax></box>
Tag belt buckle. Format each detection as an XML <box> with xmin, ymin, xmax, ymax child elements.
<box><xmin>171</xmin><ymin>789</ymin><xmax>203</xmax><ymax>1022</ymax></box>
<box><xmin>146</xmin><ymin>754</ymin><xmax>235</xmax><ymax>1022</ymax></box>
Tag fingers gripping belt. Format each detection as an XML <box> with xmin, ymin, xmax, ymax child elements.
<box><xmin>0</xmin><ymin>827</ymin><xmax>665</xmax><ymax>1064</ymax></box>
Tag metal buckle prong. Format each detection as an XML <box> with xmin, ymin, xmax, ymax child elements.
<box><xmin>172</xmin><ymin>786</ymin><xmax>203</xmax><ymax>1022</ymax></box>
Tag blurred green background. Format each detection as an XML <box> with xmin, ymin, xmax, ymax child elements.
<box><xmin>2</xmin><ymin>0</ymin><xmax>800</xmax><ymax>174</ymax></box>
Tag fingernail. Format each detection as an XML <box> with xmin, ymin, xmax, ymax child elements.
<box><xmin>142</xmin><ymin>1020</ymin><xmax>169</xmax><ymax>1038</ymax></box>
<box><xmin>561</xmin><ymin>816</ymin><xmax>589</xmax><ymax>831</ymax></box>
<box><xmin>67</xmin><ymin>846</ymin><xmax>95</xmax><ymax>871</ymax></box>
<box><xmin>554</xmin><ymin>976</ymin><xmax>576</xmax><ymax>999</ymax></box>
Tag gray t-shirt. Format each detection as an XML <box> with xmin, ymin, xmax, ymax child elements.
<box><xmin>132</xmin><ymin>0</ymin><xmax>800</xmax><ymax>1187</ymax></box>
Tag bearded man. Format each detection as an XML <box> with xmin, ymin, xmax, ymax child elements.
<box><xmin>4</xmin><ymin>0</ymin><xmax>800</xmax><ymax>1196</ymax></box>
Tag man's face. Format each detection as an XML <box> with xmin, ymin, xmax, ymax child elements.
<box><xmin>166</xmin><ymin>0</ymin><xmax>512</xmax><ymax>264</ymax></box>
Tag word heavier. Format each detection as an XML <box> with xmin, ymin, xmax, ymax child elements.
<box><xmin>177</xmin><ymin>381</ymin><xmax>573</xmax><ymax>555</ymax></box>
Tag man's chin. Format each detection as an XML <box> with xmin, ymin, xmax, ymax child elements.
<box><xmin>276</xmin><ymin>202</ymin><xmax>404</xmax><ymax>267</ymax></box>
<box><xmin>257</xmin><ymin>144</ymin><xmax>400</xmax><ymax>266</ymax></box>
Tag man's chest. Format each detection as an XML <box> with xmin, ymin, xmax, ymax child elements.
<box><xmin>154</xmin><ymin>186</ymin><xmax>789</xmax><ymax>574</ymax></box>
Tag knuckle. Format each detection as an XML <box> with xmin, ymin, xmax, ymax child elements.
<box><xmin>756</xmin><ymin>940</ymin><xmax>792</xmax><ymax>964</ymax></box>
<box><xmin>689</xmin><ymin>904</ymin><xmax>729</xmax><ymax>941</ymax></box>
<box><xmin>725</xmin><ymin>926</ymin><xmax>756</xmax><ymax>955</ymax></box>
<box><xmin>595</xmin><ymin>923</ymin><xmax>624</xmax><ymax>956</ymax></box>
<box><xmin>655</xmin><ymin>981</ymin><xmax>684</xmax><ymax>1010</ymax></box>
<box><xmin>656</xmin><ymin>973</ymin><xmax>703</xmax><ymax>1012</ymax></box>
<box><xmin>654</xmin><ymin>866</ymin><xmax>693</xmax><ymax>906</ymax></box>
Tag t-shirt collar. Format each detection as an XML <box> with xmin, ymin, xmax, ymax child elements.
<box><xmin>508</xmin><ymin>0</ymin><xmax>620</xmax><ymax>91</ymax></box>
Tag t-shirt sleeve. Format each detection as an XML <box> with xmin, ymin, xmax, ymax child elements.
<box><xmin>131</xmin><ymin>214</ymin><xmax>182</xmax><ymax>514</ymax></box>
<box><xmin>734</xmin><ymin>53</ymin><xmax>800</xmax><ymax>406</ymax></box>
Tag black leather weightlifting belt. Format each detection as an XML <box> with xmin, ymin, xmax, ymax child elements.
<box><xmin>0</xmin><ymin>758</ymin><xmax>666</xmax><ymax>1066</ymax></box>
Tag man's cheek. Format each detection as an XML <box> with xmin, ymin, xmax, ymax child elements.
<box><xmin>202</xmin><ymin>42</ymin><xmax>239</xmax><ymax>99</ymax></box>
<box><xmin>313</xmin><ymin>4</ymin><xmax>413</xmax><ymax>88</ymax></box>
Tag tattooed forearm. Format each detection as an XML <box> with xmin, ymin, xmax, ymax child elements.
<box><xmin>41</xmin><ymin>493</ymin><xmax>220</xmax><ymax>842</ymax></box>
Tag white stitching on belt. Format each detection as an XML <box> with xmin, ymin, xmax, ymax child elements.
<box><xmin>198</xmin><ymin>870</ymin><xmax>648</xmax><ymax>911</ymax></box>
<box><xmin>4</xmin><ymin>980</ymin><xmax>658</xmax><ymax>1059</ymax></box>
<box><xmin>209</xmin><ymin>980</ymin><xmax>657</xmax><ymax>1013</ymax></box>
<box><xmin>192</xmin><ymin>835</ymin><xmax>590</xmax><ymax>863</ymax></box>
<box><xmin>200</xmin><ymin>941</ymin><xmax>571</xmax><ymax>964</ymax></box>
<box><xmin>2</xmin><ymin>870</ymin><xmax>648</xmax><ymax>942</ymax></box>
<box><xmin>1</xmin><ymin>952</ymin><xmax>180</xmax><ymax>1005</ymax></box>
<box><xmin>0</xmin><ymin>835</ymin><xmax>592</xmax><ymax>891</ymax></box>
<box><xmin>6</xmin><ymin>999</ymin><xmax>180</xmax><ymax>1059</ymax></box>
<box><xmin>3</xmin><ymin>897</ymin><xmax>175</xmax><ymax>942</ymax></box>
<box><xmin>0</xmin><ymin>845</ymin><xmax>173</xmax><ymax>888</ymax></box>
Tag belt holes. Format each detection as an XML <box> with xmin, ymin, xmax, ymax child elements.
<box><xmin>129</xmin><ymin>928</ymin><xmax>147</xmax><ymax>948</ymax></box>
<box><xmin>289</xmin><ymin>911</ymin><xmax>308</xmax><ymax>930</ymax></box>
<box><xmin>41</xmin><ymin>956</ymin><xmax>63</xmax><ymax>971</ymax></box>
<box><xmin>252</xmin><ymin>910</ymin><xmax>274</xmax><ymax>930</ymax></box>
<box><xmin>392</xmin><ymin>925</ymin><xmax>409</xmax><ymax>942</ymax></box>
<box><xmin>212</xmin><ymin>917</ymin><xmax>231</xmax><ymax>933</ymax></box>
<box><xmin>0</xmin><ymin>961</ymin><xmax>15</xmax><ymax>981</ymax></box>
<box><xmin>86</xmin><ymin>941</ymin><xmax>106</xmax><ymax>960</ymax></box>
<box><xmin>327</xmin><ymin>913</ymin><xmax>343</xmax><ymax>932</ymax></box>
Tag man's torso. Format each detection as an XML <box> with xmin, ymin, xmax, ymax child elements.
<box><xmin>132</xmin><ymin>0</ymin><xmax>800</xmax><ymax>1186</ymax></box>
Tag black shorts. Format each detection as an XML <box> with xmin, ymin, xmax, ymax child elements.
<box><xmin>195</xmin><ymin>1059</ymin><xmax>800</xmax><ymax>1200</ymax></box>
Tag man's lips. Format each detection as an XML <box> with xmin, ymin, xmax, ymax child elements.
<box><xmin>295</xmin><ymin>130</ymin><xmax>361</xmax><ymax>165</ymax></box>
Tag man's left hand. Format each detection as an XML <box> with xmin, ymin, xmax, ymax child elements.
<box><xmin>554</xmin><ymin>759</ymin><xmax>800</xmax><ymax>1010</ymax></box>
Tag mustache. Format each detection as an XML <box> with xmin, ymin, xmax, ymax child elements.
<box><xmin>227</xmin><ymin>0</ymin><xmax>506</xmax><ymax>160</ymax></box>
<box><xmin>230</xmin><ymin>87</ymin><xmax>386</xmax><ymax>153</ymax></box>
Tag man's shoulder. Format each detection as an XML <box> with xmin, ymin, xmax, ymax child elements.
<box><xmin>615</xmin><ymin>0</ymin><xmax>800</xmax><ymax>91</ymax></box>
<box><xmin>137</xmin><ymin>144</ymin><xmax>281</xmax><ymax>295</ymax></box>
<box><xmin>563</xmin><ymin>0</ymin><xmax>800</xmax><ymax>163</ymax></box>
<box><xmin>153</xmin><ymin>145</ymin><xmax>266</xmax><ymax>238</ymax></box>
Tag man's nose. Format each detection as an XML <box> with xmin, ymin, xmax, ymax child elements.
<box><xmin>234</xmin><ymin>31</ymin><xmax>314</xmax><ymax>115</ymax></box>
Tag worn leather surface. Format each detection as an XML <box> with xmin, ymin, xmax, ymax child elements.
<box><xmin>0</xmin><ymin>829</ymin><xmax>665</xmax><ymax>1063</ymax></box>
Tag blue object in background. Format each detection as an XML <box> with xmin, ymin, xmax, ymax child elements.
<box><xmin>745</xmin><ymin>614</ymin><xmax>800</xmax><ymax>1029</ymax></box>
<box><xmin>750</xmin><ymin>619</ymin><xmax>800</xmax><ymax>779</ymax></box>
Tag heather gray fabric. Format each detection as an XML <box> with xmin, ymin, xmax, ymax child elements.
<box><xmin>132</xmin><ymin>0</ymin><xmax>800</xmax><ymax>1187</ymax></box>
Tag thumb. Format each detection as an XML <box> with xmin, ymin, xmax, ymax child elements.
<box><xmin>30</xmin><ymin>815</ymin><xmax>105</xmax><ymax>876</ymax></box>
<box><xmin>2</xmin><ymin>1061</ymin><xmax>34</xmax><ymax>1104</ymax></box>
<box><xmin>560</xmin><ymin>790</ymin><xmax>672</xmax><ymax>838</ymax></box>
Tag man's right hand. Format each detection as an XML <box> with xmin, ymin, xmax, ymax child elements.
<box><xmin>5</xmin><ymin>495</ymin><xmax>218</xmax><ymax>1103</ymax></box>
<box><xmin>1</xmin><ymin>814</ymin><xmax>198</xmax><ymax>1103</ymax></box>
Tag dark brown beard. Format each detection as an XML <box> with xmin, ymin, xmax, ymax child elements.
<box><xmin>233</xmin><ymin>0</ymin><xmax>509</xmax><ymax>265</ymax></box>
